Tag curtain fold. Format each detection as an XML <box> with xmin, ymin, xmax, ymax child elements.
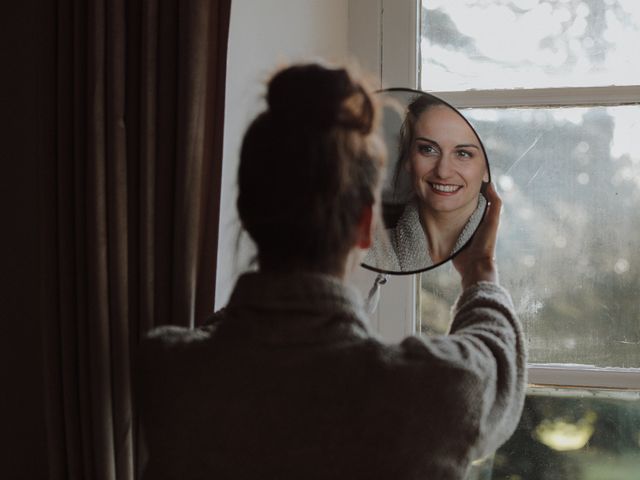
<box><xmin>43</xmin><ymin>1</ymin><xmax>231</xmax><ymax>478</ymax></box>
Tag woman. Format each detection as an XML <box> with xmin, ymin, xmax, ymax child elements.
<box><xmin>137</xmin><ymin>63</ymin><xmax>526</xmax><ymax>480</ymax></box>
<box><xmin>367</xmin><ymin>95</ymin><xmax>489</xmax><ymax>272</ymax></box>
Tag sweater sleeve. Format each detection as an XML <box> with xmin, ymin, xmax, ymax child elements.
<box><xmin>448</xmin><ymin>281</ymin><xmax>528</xmax><ymax>460</ymax></box>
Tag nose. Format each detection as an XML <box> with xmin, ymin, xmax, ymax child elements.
<box><xmin>434</xmin><ymin>154</ymin><xmax>454</xmax><ymax>179</ymax></box>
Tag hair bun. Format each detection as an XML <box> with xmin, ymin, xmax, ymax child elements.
<box><xmin>267</xmin><ymin>64</ymin><xmax>374</xmax><ymax>133</ymax></box>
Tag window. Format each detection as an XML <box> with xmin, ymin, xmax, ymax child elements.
<box><xmin>494</xmin><ymin>387</ymin><xmax>640</xmax><ymax>479</ymax></box>
<box><xmin>349</xmin><ymin>0</ymin><xmax>640</xmax><ymax>477</ymax></box>
<box><xmin>420</xmin><ymin>0</ymin><xmax>640</xmax><ymax>91</ymax></box>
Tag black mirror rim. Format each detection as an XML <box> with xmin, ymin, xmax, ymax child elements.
<box><xmin>360</xmin><ymin>87</ymin><xmax>491</xmax><ymax>276</ymax></box>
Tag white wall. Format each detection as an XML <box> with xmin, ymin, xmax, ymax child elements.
<box><xmin>216</xmin><ymin>0</ymin><xmax>350</xmax><ymax>308</ymax></box>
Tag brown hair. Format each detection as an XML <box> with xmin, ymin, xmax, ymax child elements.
<box><xmin>394</xmin><ymin>94</ymin><xmax>447</xmax><ymax>193</ymax></box>
<box><xmin>237</xmin><ymin>64</ymin><xmax>386</xmax><ymax>274</ymax></box>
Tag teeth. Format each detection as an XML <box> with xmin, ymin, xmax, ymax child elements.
<box><xmin>431</xmin><ymin>183</ymin><xmax>461</xmax><ymax>193</ymax></box>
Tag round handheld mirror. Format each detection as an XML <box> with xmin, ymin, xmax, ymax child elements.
<box><xmin>363</xmin><ymin>88</ymin><xmax>490</xmax><ymax>275</ymax></box>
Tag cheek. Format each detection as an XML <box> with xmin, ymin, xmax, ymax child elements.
<box><xmin>411</xmin><ymin>157</ymin><xmax>433</xmax><ymax>178</ymax></box>
<box><xmin>476</xmin><ymin>157</ymin><xmax>489</xmax><ymax>182</ymax></box>
<box><xmin>462</xmin><ymin>162</ymin><xmax>487</xmax><ymax>189</ymax></box>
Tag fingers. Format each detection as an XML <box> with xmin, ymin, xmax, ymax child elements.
<box><xmin>484</xmin><ymin>180</ymin><xmax>501</xmax><ymax>205</ymax></box>
<box><xmin>484</xmin><ymin>182</ymin><xmax>502</xmax><ymax>230</ymax></box>
<box><xmin>452</xmin><ymin>183</ymin><xmax>502</xmax><ymax>288</ymax></box>
<box><xmin>473</xmin><ymin>182</ymin><xmax>502</xmax><ymax>252</ymax></box>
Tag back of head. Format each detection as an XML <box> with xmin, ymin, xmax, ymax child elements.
<box><xmin>237</xmin><ymin>63</ymin><xmax>386</xmax><ymax>275</ymax></box>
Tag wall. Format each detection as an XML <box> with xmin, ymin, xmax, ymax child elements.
<box><xmin>215</xmin><ymin>0</ymin><xmax>350</xmax><ymax>307</ymax></box>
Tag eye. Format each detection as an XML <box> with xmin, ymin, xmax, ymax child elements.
<box><xmin>417</xmin><ymin>144</ymin><xmax>439</xmax><ymax>155</ymax></box>
<box><xmin>457</xmin><ymin>149</ymin><xmax>474</xmax><ymax>159</ymax></box>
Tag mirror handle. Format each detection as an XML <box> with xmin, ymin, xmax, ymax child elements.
<box><xmin>365</xmin><ymin>273</ymin><xmax>388</xmax><ymax>315</ymax></box>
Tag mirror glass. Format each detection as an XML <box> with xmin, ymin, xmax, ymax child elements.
<box><xmin>363</xmin><ymin>89</ymin><xmax>491</xmax><ymax>275</ymax></box>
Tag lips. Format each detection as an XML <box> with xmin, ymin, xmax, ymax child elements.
<box><xmin>429</xmin><ymin>182</ymin><xmax>462</xmax><ymax>194</ymax></box>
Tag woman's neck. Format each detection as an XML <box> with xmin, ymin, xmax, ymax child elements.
<box><xmin>259</xmin><ymin>260</ymin><xmax>347</xmax><ymax>282</ymax></box>
<box><xmin>419</xmin><ymin>200</ymin><xmax>478</xmax><ymax>264</ymax></box>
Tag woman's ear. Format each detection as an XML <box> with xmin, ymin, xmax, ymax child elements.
<box><xmin>355</xmin><ymin>204</ymin><xmax>374</xmax><ymax>249</ymax></box>
<box><xmin>483</xmin><ymin>166</ymin><xmax>489</xmax><ymax>183</ymax></box>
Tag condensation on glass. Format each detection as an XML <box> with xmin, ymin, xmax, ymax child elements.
<box><xmin>420</xmin><ymin>0</ymin><xmax>640</xmax><ymax>91</ymax></box>
<box><xmin>420</xmin><ymin>105</ymin><xmax>640</xmax><ymax>369</ymax></box>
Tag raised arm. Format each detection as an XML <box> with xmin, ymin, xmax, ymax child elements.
<box><xmin>449</xmin><ymin>280</ymin><xmax>527</xmax><ymax>460</ymax></box>
<box><xmin>450</xmin><ymin>182</ymin><xmax>527</xmax><ymax>457</ymax></box>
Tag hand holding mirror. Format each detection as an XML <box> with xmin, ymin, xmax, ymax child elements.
<box><xmin>363</xmin><ymin>89</ymin><xmax>490</xmax><ymax>275</ymax></box>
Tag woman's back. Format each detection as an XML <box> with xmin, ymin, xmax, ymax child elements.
<box><xmin>138</xmin><ymin>272</ymin><xmax>526</xmax><ymax>480</ymax></box>
<box><xmin>137</xmin><ymin>62</ymin><xmax>526</xmax><ymax>479</ymax></box>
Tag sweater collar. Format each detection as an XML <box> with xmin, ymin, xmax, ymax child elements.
<box><xmin>226</xmin><ymin>271</ymin><xmax>369</xmax><ymax>325</ymax></box>
<box><xmin>396</xmin><ymin>194</ymin><xmax>487</xmax><ymax>265</ymax></box>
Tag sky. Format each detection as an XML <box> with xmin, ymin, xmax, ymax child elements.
<box><xmin>421</xmin><ymin>0</ymin><xmax>640</xmax><ymax>91</ymax></box>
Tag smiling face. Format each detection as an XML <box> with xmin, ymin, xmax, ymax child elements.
<box><xmin>408</xmin><ymin>104</ymin><xmax>488</xmax><ymax>216</ymax></box>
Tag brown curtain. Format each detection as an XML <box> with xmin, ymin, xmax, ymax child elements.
<box><xmin>41</xmin><ymin>0</ymin><xmax>231</xmax><ymax>479</ymax></box>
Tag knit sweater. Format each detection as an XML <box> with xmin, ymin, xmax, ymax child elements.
<box><xmin>137</xmin><ymin>272</ymin><xmax>527</xmax><ymax>480</ymax></box>
<box><xmin>365</xmin><ymin>195</ymin><xmax>487</xmax><ymax>273</ymax></box>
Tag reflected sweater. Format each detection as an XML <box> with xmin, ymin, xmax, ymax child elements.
<box><xmin>366</xmin><ymin>195</ymin><xmax>487</xmax><ymax>272</ymax></box>
<box><xmin>138</xmin><ymin>272</ymin><xmax>527</xmax><ymax>480</ymax></box>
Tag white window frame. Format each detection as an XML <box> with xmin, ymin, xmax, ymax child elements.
<box><xmin>348</xmin><ymin>0</ymin><xmax>640</xmax><ymax>392</ymax></box>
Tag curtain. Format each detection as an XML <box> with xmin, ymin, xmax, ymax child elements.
<box><xmin>41</xmin><ymin>0</ymin><xmax>231</xmax><ymax>478</ymax></box>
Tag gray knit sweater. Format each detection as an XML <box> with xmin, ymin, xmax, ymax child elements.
<box><xmin>138</xmin><ymin>272</ymin><xmax>526</xmax><ymax>480</ymax></box>
<box><xmin>365</xmin><ymin>195</ymin><xmax>487</xmax><ymax>273</ymax></box>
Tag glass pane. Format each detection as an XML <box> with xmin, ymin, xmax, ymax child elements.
<box><xmin>420</xmin><ymin>105</ymin><xmax>640</xmax><ymax>368</ymax></box>
<box><xmin>420</xmin><ymin>0</ymin><xmax>640</xmax><ymax>91</ymax></box>
<box><xmin>491</xmin><ymin>387</ymin><xmax>640</xmax><ymax>480</ymax></box>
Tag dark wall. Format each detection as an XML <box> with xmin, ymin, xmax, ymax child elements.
<box><xmin>0</xmin><ymin>1</ymin><xmax>54</xmax><ymax>478</ymax></box>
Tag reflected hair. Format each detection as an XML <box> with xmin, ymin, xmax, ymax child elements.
<box><xmin>237</xmin><ymin>63</ymin><xmax>386</xmax><ymax>274</ymax></box>
<box><xmin>394</xmin><ymin>94</ymin><xmax>448</xmax><ymax>197</ymax></box>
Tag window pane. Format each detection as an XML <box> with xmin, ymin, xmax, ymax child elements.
<box><xmin>420</xmin><ymin>0</ymin><xmax>640</xmax><ymax>91</ymax></box>
<box><xmin>420</xmin><ymin>105</ymin><xmax>640</xmax><ymax>368</ymax></box>
<box><xmin>491</xmin><ymin>387</ymin><xmax>640</xmax><ymax>480</ymax></box>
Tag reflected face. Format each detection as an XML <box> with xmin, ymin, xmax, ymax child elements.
<box><xmin>409</xmin><ymin>105</ymin><xmax>488</xmax><ymax>215</ymax></box>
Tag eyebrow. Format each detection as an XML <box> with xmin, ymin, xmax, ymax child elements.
<box><xmin>416</xmin><ymin>136</ymin><xmax>481</xmax><ymax>150</ymax></box>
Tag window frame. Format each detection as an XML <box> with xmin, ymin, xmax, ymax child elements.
<box><xmin>348</xmin><ymin>0</ymin><xmax>640</xmax><ymax>391</ymax></box>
